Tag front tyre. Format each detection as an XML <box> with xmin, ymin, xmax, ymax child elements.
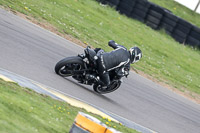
<box><xmin>93</xmin><ymin>80</ymin><xmax>121</xmax><ymax>94</ymax></box>
<box><xmin>55</xmin><ymin>56</ymin><xmax>84</xmax><ymax>77</ymax></box>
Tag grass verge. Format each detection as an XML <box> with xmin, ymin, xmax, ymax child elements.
<box><xmin>0</xmin><ymin>0</ymin><xmax>199</xmax><ymax>101</ymax></box>
<box><xmin>0</xmin><ymin>78</ymin><xmax>138</xmax><ymax>133</ymax></box>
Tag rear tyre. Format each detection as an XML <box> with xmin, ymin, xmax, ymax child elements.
<box><xmin>55</xmin><ymin>56</ymin><xmax>84</xmax><ymax>77</ymax></box>
<box><xmin>93</xmin><ymin>80</ymin><xmax>121</xmax><ymax>94</ymax></box>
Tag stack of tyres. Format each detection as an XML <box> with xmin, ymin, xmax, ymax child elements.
<box><xmin>172</xmin><ymin>18</ymin><xmax>192</xmax><ymax>43</ymax></box>
<box><xmin>160</xmin><ymin>12</ymin><xmax>178</xmax><ymax>35</ymax></box>
<box><xmin>117</xmin><ymin>0</ymin><xmax>137</xmax><ymax>16</ymax></box>
<box><xmin>101</xmin><ymin>0</ymin><xmax>121</xmax><ymax>7</ymax></box>
<box><xmin>95</xmin><ymin>0</ymin><xmax>200</xmax><ymax>49</ymax></box>
<box><xmin>185</xmin><ymin>26</ymin><xmax>200</xmax><ymax>48</ymax></box>
<box><xmin>130</xmin><ymin>0</ymin><xmax>151</xmax><ymax>22</ymax></box>
<box><xmin>146</xmin><ymin>3</ymin><xmax>168</xmax><ymax>29</ymax></box>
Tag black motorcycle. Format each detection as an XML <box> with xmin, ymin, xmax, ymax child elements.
<box><xmin>55</xmin><ymin>46</ymin><xmax>123</xmax><ymax>94</ymax></box>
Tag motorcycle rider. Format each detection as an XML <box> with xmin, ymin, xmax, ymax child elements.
<box><xmin>86</xmin><ymin>40</ymin><xmax>142</xmax><ymax>88</ymax></box>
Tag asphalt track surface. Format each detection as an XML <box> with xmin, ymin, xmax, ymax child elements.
<box><xmin>0</xmin><ymin>8</ymin><xmax>200</xmax><ymax>133</ymax></box>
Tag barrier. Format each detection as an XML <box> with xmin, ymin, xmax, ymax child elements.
<box><xmin>70</xmin><ymin>112</ymin><xmax>121</xmax><ymax>133</ymax></box>
<box><xmin>131</xmin><ymin>0</ymin><xmax>150</xmax><ymax>22</ymax></box>
<box><xmin>117</xmin><ymin>0</ymin><xmax>137</xmax><ymax>16</ymax></box>
<box><xmin>97</xmin><ymin>0</ymin><xmax>200</xmax><ymax>48</ymax></box>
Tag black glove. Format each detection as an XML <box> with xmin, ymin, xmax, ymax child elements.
<box><xmin>108</xmin><ymin>40</ymin><xmax>117</xmax><ymax>49</ymax></box>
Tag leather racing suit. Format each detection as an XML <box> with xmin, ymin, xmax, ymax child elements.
<box><xmin>96</xmin><ymin>40</ymin><xmax>131</xmax><ymax>86</ymax></box>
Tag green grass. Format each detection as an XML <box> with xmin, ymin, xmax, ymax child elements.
<box><xmin>0</xmin><ymin>0</ymin><xmax>200</xmax><ymax>96</ymax></box>
<box><xmin>0</xmin><ymin>79</ymin><xmax>138</xmax><ymax>133</ymax></box>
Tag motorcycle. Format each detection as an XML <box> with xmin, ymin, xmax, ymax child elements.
<box><xmin>55</xmin><ymin>46</ymin><xmax>123</xmax><ymax>94</ymax></box>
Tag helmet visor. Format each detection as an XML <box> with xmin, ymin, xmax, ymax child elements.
<box><xmin>132</xmin><ymin>53</ymin><xmax>142</xmax><ymax>63</ymax></box>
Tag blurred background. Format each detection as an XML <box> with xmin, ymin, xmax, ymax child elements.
<box><xmin>175</xmin><ymin>0</ymin><xmax>200</xmax><ymax>13</ymax></box>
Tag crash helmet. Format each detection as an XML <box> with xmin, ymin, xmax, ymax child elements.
<box><xmin>129</xmin><ymin>47</ymin><xmax>142</xmax><ymax>63</ymax></box>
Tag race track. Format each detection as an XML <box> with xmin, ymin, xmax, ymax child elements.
<box><xmin>0</xmin><ymin>8</ymin><xmax>200</xmax><ymax>133</ymax></box>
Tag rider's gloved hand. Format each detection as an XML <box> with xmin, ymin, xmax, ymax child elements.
<box><xmin>108</xmin><ymin>40</ymin><xmax>115</xmax><ymax>47</ymax></box>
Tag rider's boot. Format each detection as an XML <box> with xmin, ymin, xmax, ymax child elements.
<box><xmin>86</xmin><ymin>74</ymin><xmax>108</xmax><ymax>90</ymax></box>
<box><xmin>86</xmin><ymin>74</ymin><xmax>96</xmax><ymax>81</ymax></box>
<box><xmin>85</xmin><ymin>74</ymin><xmax>99</xmax><ymax>84</ymax></box>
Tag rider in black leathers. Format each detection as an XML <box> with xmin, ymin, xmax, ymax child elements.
<box><xmin>87</xmin><ymin>40</ymin><xmax>142</xmax><ymax>87</ymax></box>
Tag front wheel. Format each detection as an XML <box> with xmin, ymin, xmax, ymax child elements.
<box><xmin>93</xmin><ymin>80</ymin><xmax>121</xmax><ymax>94</ymax></box>
<box><xmin>55</xmin><ymin>56</ymin><xmax>84</xmax><ymax>77</ymax></box>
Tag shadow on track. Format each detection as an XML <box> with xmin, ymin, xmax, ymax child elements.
<box><xmin>63</xmin><ymin>77</ymin><xmax>121</xmax><ymax>105</ymax></box>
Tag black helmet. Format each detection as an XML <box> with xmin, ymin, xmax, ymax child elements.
<box><xmin>129</xmin><ymin>47</ymin><xmax>142</xmax><ymax>63</ymax></box>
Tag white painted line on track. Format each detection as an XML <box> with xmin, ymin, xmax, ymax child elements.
<box><xmin>34</xmin><ymin>82</ymin><xmax>119</xmax><ymax>123</ymax></box>
<box><xmin>0</xmin><ymin>74</ymin><xmax>14</xmax><ymax>82</ymax></box>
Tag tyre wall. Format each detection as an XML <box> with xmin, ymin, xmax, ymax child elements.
<box><xmin>97</xmin><ymin>0</ymin><xmax>200</xmax><ymax>48</ymax></box>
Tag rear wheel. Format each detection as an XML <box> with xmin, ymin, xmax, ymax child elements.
<box><xmin>93</xmin><ymin>80</ymin><xmax>121</xmax><ymax>94</ymax></box>
<box><xmin>55</xmin><ymin>56</ymin><xmax>84</xmax><ymax>77</ymax></box>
